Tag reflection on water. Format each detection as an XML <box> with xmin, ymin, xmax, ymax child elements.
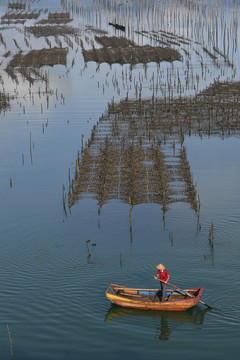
<box><xmin>105</xmin><ymin>304</ymin><xmax>209</xmax><ymax>341</ymax></box>
<box><xmin>0</xmin><ymin>0</ymin><xmax>239</xmax><ymax>113</ymax></box>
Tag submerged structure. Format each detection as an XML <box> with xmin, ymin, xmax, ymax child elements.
<box><xmin>68</xmin><ymin>97</ymin><xmax>200</xmax><ymax>217</ymax></box>
<box><xmin>82</xmin><ymin>36</ymin><xmax>182</xmax><ymax>65</ymax></box>
<box><xmin>68</xmin><ymin>80</ymin><xmax>240</xmax><ymax>217</ymax></box>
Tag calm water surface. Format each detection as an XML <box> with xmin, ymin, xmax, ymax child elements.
<box><xmin>0</xmin><ymin>0</ymin><xmax>240</xmax><ymax>359</ymax></box>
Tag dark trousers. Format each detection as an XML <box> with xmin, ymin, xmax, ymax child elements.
<box><xmin>160</xmin><ymin>282</ymin><xmax>166</xmax><ymax>302</ymax></box>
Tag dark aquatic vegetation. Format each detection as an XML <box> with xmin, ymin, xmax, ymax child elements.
<box><xmin>82</xmin><ymin>36</ymin><xmax>182</xmax><ymax>65</ymax></box>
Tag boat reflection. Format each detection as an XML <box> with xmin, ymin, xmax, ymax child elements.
<box><xmin>105</xmin><ymin>304</ymin><xmax>209</xmax><ymax>341</ymax></box>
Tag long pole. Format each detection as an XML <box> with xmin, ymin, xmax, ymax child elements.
<box><xmin>155</xmin><ymin>279</ymin><xmax>213</xmax><ymax>309</ymax></box>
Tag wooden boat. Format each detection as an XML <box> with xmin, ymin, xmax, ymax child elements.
<box><xmin>105</xmin><ymin>284</ymin><xmax>205</xmax><ymax>311</ymax></box>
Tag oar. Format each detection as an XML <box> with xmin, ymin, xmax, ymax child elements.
<box><xmin>155</xmin><ymin>278</ymin><xmax>213</xmax><ymax>309</ymax></box>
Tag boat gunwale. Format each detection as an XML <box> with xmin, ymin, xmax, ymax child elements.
<box><xmin>105</xmin><ymin>284</ymin><xmax>205</xmax><ymax>311</ymax></box>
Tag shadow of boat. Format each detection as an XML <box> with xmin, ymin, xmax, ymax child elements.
<box><xmin>105</xmin><ymin>304</ymin><xmax>209</xmax><ymax>340</ymax></box>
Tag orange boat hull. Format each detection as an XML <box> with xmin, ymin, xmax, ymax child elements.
<box><xmin>105</xmin><ymin>284</ymin><xmax>204</xmax><ymax>311</ymax></box>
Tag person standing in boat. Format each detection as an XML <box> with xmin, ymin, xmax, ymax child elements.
<box><xmin>154</xmin><ymin>264</ymin><xmax>170</xmax><ymax>302</ymax></box>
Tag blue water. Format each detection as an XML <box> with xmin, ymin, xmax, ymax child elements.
<box><xmin>0</xmin><ymin>0</ymin><xmax>240</xmax><ymax>359</ymax></box>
